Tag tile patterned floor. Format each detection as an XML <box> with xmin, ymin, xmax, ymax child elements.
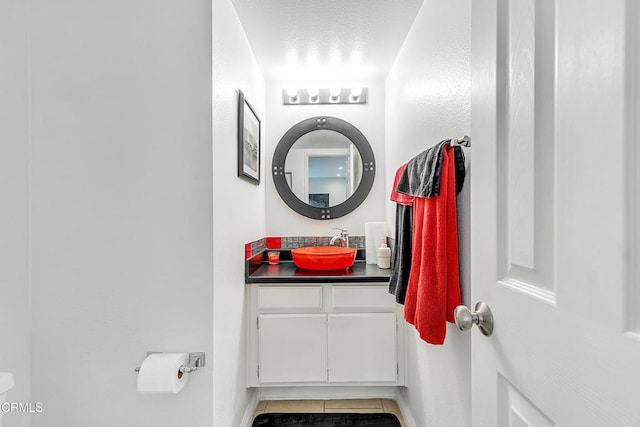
<box><xmin>252</xmin><ymin>399</ymin><xmax>406</xmax><ymax>427</ymax></box>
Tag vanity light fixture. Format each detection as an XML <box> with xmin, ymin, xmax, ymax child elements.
<box><xmin>282</xmin><ymin>87</ymin><xmax>368</xmax><ymax>105</ymax></box>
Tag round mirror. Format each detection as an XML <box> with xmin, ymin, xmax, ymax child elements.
<box><xmin>273</xmin><ymin>117</ymin><xmax>375</xmax><ymax>220</ymax></box>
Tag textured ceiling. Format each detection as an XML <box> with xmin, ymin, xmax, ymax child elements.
<box><xmin>231</xmin><ymin>0</ymin><xmax>424</xmax><ymax>83</ymax></box>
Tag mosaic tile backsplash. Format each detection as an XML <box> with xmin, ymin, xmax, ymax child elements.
<box><xmin>245</xmin><ymin>237</ymin><xmax>267</xmax><ymax>259</ymax></box>
<box><xmin>245</xmin><ymin>236</ymin><xmax>366</xmax><ymax>259</ymax></box>
<box><xmin>280</xmin><ymin>236</ymin><xmax>365</xmax><ymax>249</ymax></box>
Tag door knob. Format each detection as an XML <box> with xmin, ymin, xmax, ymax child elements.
<box><xmin>454</xmin><ymin>301</ymin><xmax>494</xmax><ymax>336</ymax></box>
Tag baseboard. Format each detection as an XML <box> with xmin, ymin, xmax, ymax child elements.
<box><xmin>394</xmin><ymin>388</ymin><xmax>417</xmax><ymax>427</ymax></box>
<box><xmin>257</xmin><ymin>386</ymin><xmax>398</xmax><ymax>401</ymax></box>
<box><xmin>239</xmin><ymin>388</ymin><xmax>260</xmax><ymax>427</ymax></box>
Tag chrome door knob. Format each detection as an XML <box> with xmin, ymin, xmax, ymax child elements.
<box><xmin>454</xmin><ymin>301</ymin><xmax>494</xmax><ymax>336</ymax></box>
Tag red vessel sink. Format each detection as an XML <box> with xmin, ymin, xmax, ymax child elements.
<box><xmin>291</xmin><ymin>246</ymin><xmax>357</xmax><ymax>270</ymax></box>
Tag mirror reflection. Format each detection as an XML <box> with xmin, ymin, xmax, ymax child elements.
<box><xmin>284</xmin><ymin>130</ymin><xmax>363</xmax><ymax>208</ymax></box>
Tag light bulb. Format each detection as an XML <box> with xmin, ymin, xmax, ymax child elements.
<box><xmin>307</xmin><ymin>87</ymin><xmax>319</xmax><ymax>103</ymax></box>
<box><xmin>351</xmin><ymin>86</ymin><xmax>363</xmax><ymax>98</ymax></box>
<box><xmin>329</xmin><ymin>87</ymin><xmax>341</xmax><ymax>97</ymax></box>
<box><xmin>286</xmin><ymin>87</ymin><xmax>298</xmax><ymax>98</ymax></box>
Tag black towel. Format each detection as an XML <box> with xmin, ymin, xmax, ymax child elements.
<box><xmin>396</xmin><ymin>139</ymin><xmax>466</xmax><ymax>198</ymax></box>
<box><xmin>389</xmin><ymin>203</ymin><xmax>412</xmax><ymax>304</ymax></box>
<box><xmin>389</xmin><ymin>164</ymin><xmax>414</xmax><ymax>304</ymax></box>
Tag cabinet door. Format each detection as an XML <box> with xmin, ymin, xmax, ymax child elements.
<box><xmin>258</xmin><ymin>314</ymin><xmax>327</xmax><ymax>383</ymax></box>
<box><xmin>328</xmin><ymin>313</ymin><xmax>397</xmax><ymax>383</ymax></box>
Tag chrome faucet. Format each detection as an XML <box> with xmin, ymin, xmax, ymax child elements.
<box><xmin>330</xmin><ymin>228</ymin><xmax>349</xmax><ymax>247</ymax></box>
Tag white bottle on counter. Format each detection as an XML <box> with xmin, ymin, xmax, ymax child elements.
<box><xmin>377</xmin><ymin>241</ymin><xmax>391</xmax><ymax>269</ymax></box>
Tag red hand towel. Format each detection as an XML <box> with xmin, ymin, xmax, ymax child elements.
<box><xmin>390</xmin><ymin>163</ymin><xmax>414</xmax><ymax>206</ymax></box>
<box><xmin>403</xmin><ymin>146</ymin><xmax>461</xmax><ymax>345</ymax></box>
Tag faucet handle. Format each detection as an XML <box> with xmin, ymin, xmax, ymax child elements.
<box><xmin>332</xmin><ymin>227</ymin><xmax>348</xmax><ymax>235</ymax></box>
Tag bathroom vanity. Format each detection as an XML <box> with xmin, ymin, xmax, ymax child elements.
<box><xmin>245</xmin><ymin>257</ymin><xmax>403</xmax><ymax>388</ymax></box>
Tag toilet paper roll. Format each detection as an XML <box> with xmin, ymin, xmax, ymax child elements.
<box><xmin>137</xmin><ymin>353</ymin><xmax>190</xmax><ymax>394</ymax></box>
<box><xmin>365</xmin><ymin>222</ymin><xmax>387</xmax><ymax>264</ymax></box>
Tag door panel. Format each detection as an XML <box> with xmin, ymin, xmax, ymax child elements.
<box><xmin>498</xmin><ymin>0</ymin><xmax>555</xmax><ymax>286</ymax></box>
<box><xmin>497</xmin><ymin>0</ymin><xmax>556</xmax><ymax>299</ymax></box>
<box><xmin>472</xmin><ymin>0</ymin><xmax>640</xmax><ymax>425</ymax></box>
<box><xmin>498</xmin><ymin>374</ymin><xmax>554</xmax><ymax>427</ymax></box>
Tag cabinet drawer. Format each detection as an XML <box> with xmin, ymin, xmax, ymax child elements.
<box><xmin>331</xmin><ymin>285</ymin><xmax>396</xmax><ymax>310</ymax></box>
<box><xmin>258</xmin><ymin>286</ymin><xmax>323</xmax><ymax>310</ymax></box>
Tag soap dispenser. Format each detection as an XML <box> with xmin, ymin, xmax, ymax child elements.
<box><xmin>377</xmin><ymin>239</ymin><xmax>391</xmax><ymax>269</ymax></box>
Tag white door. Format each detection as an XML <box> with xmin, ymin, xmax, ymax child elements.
<box><xmin>470</xmin><ymin>0</ymin><xmax>640</xmax><ymax>425</ymax></box>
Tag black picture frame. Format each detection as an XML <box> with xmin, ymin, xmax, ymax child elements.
<box><xmin>238</xmin><ymin>90</ymin><xmax>261</xmax><ymax>184</ymax></box>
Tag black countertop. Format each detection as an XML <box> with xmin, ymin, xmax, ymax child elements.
<box><xmin>246</xmin><ymin>260</ymin><xmax>391</xmax><ymax>284</ymax></box>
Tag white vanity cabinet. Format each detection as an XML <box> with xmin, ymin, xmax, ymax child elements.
<box><xmin>247</xmin><ymin>282</ymin><xmax>403</xmax><ymax>387</ymax></box>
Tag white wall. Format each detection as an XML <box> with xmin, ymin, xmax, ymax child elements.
<box><xmin>28</xmin><ymin>1</ymin><xmax>214</xmax><ymax>426</ymax></box>
<box><xmin>213</xmin><ymin>0</ymin><xmax>266</xmax><ymax>426</ymax></box>
<box><xmin>265</xmin><ymin>80</ymin><xmax>386</xmax><ymax>237</ymax></box>
<box><xmin>385</xmin><ymin>1</ymin><xmax>472</xmax><ymax>426</ymax></box>
<box><xmin>0</xmin><ymin>1</ymin><xmax>31</xmax><ymax>426</ymax></box>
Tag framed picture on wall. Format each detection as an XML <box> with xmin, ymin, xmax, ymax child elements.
<box><xmin>238</xmin><ymin>90</ymin><xmax>261</xmax><ymax>184</ymax></box>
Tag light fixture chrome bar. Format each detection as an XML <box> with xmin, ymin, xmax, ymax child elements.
<box><xmin>282</xmin><ymin>88</ymin><xmax>368</xmax><ymax>105</ymax></box>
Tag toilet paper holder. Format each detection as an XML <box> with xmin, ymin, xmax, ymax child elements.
<box><xmin>134</xmin><ymin>352</ymin><xmax>205</xmax><ymax>374</ymax></box>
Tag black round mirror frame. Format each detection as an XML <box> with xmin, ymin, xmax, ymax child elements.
<box><xmin>272</xmin><ymin>116</ymin><xmax>376</xmax><ymax>220</ymax></box>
